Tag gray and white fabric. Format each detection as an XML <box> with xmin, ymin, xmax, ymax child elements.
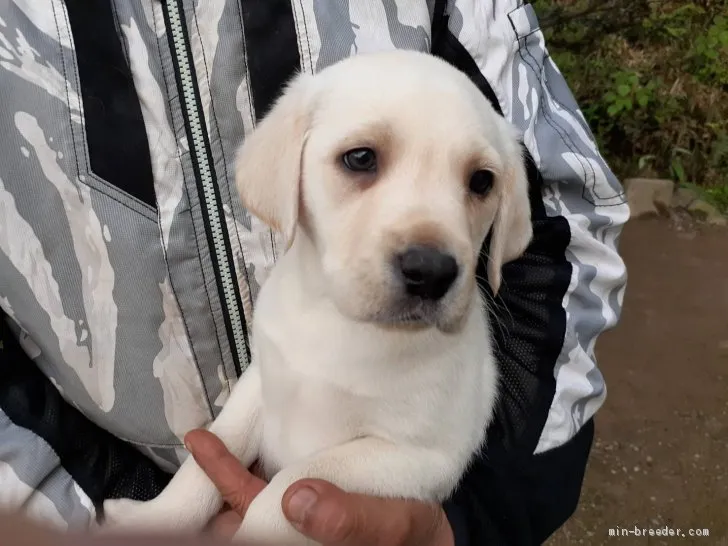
<box><xmin>0</xmin><ymin>0</ymin><xmax>628</xmax><ymax>540</ymax></box>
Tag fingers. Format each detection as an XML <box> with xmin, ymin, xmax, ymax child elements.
<box><xmin>184</xmin><ymin>430</ymin><xmax>454</xmax><ymax>545</ymax></box>
<box><xmin>250</xmin><ymin>459</ymin><xmax>267</xmax><ymax>480</ymax></box>
<box><xmin>184</xmin><ymin>429</ymin><xmax>267</xmax><ymax>518</ymax></box>
<box><xmin>205</xmin><ymin>506</ymin><xmax>242</xmax><ymax>538</ymax></box>
<box><xmin>282</xmin><ymin>480</ymin><xmax>453</xmax><ymax>546</ymax></box>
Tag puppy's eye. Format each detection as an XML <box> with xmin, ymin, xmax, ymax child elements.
<box><xmin>468</xmin><ymin>170</ymin><xmax>494</xmax><ymax>197</ymax></box>
<box><xmin>342</xmin><ymin>148</ymin><xmax>377</xmax><ymax>172</ymax></box>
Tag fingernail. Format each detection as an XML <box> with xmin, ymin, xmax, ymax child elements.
<box><xmin>287</xmin><ymin>487</ymin><xmax>319</xmax><ymax>524</ymax></box>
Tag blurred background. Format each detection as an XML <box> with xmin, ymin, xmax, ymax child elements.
<box><xmin>529</xmin><ymin>1</ymin><xmax>728</xmax><ymax>543</ymax></box>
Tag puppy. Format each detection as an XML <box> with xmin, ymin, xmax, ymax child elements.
<box><xmin>100</xmin><ymin>50</ymin><xmax>532</xmax><ymax>545</ymax></box>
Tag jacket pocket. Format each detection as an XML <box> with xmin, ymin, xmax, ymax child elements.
<box><xmin>506</xmin><ymin>3</ymin><xmax>626</xmax><ymax>205</ymax></box>
<box><xmin>0</xmin><ymin>1</ymin><xmax>214</xmax><ymax>448</ymax></box>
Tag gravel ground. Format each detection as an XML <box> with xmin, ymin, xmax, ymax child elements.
<box><xmin>547</xmin><ymin>216</ymin><xmax>728</xmax><ymax>545</ymax></box>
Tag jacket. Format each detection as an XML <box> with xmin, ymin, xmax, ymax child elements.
<box><xmin>0</xmin><ymin>1</ymin><xmax>629</xmax><ymax>544</ymax></box>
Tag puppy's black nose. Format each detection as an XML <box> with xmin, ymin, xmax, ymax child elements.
<box><xmin>397</xmin><ymin>245</ymin><xmax>459</xmax><ymax>301</ymax></box>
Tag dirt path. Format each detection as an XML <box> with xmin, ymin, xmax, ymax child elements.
<box><xmin>547</xmin><ymin>217</ymin><xmax>728</xmax><ymax>545</ymax></box>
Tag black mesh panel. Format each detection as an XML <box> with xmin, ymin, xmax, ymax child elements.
<box><xmin>0</xmin><ymin>313</ymin><xmax>172</xmax><ymax>508</ymax></box>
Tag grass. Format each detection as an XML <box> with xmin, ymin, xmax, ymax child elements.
<box><xmin>531</xmin><ymin>0</ymin><xmax>728</xmax><ymax>210</ymax></box>
<box><xmin>682</xmin><ymin>182</ymin><xmax>728</xmax><ymax>214</ymax></box>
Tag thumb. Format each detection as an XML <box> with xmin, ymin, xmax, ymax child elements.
<box><xmin>281</xmin><ymin>480</ymin><xmax>449</xmax><ymax>546</ymax></box>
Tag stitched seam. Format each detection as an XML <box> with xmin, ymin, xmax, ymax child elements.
<box><xmin>296</xmin><ymin>0</ymin><xmax>314</xmax><ymax>73</ymax></box>
<box><xmin>153</xmin><ymin>196</ymin><xmax>214</xmax><ymax>421</ymax></box>
<box><xmin>110</xmin><ymin>0</ymin><xmax>130</xmax><ymax>67</ymax></box>
<box><xmin>76</xmin><ymin>180</ymin><xmax>158</xmax><ymax>219</ymax></box>
<box><xmin>506</xmin><ymin>18</ymin><xmax>608</xmax><ymax>165</ymax></box>
<box><xmin>165</xmin><ymin>0</ymin><xmax>245</xmax><ymax>374</ymax></box>
<box><xmin>55</xmin><ymin>0</ymin><xmax>157</xmax><ymax>220</ymax></box>
<box><xmin>152</xmin><ymin>5</ymin><xmax>226</xmax><ymax>409</ymax></box>
<box><xmin>518</xmin><ymin>38</ymin><xmax>597</xmax><ymax>199</ymax></box>
<box><xmin>514</xmin><ymin>36</ymin><xmax>594</xmax><ymax>199</ymax></box>
<box><xmin>520</xmin><ymin>47</ymin><xmax>623</xmax><ymax>207</ymax></box>
<box><xmin>193</xmin><ymin>6</ymin><xmax>248</xmax><ymax>383</ymax></box>
<box><xmin>540</xmin><ymin>53</ymin><xmax>597</xmax><ymax>143</ymax></box>
<box><xmin>235</xmin><ymin>0</ymin><xmax>279</xmax><ymax>263</ymax></box>
<box><xmin>275</xmin><ymin>1</ymin><xmax>310</xmax><ymax>261</ymax></box>
<box><xmin>281</xmin><ymin>0</ymin><xmax>314</xmax><ymax>258</ymax></box>
<box><xmin>436</xmin><ymin>21</ymin><xmax>576</xmax><ymax>452</ymax></box>
<box><xmin>108</xmin><ymin>434</ymin><xmax>185</xmax><ymax>448</ymax></box>
<box><xmin>52</xmin><ymin>2</ymin><xmax>81</xmax><ymax>185</ymax></box>
<box><xmin>509</xmin><ymin>8</ymin><xmax>624</xmax><ymax>204</ymax></box>
<box><xmin>191</xmin><ymin>8</ymin><xmax>253</xmax><ymax>345</ymax></box>
<box><xmin>37</xmin><ymin>0</ymin><xmax>210</xmax><ymax>449</ymax></box>
<box><xmin>153</xmin><ymin>4</ymin><xmax>227</xmax><ymax>390</ymax></box>
<box><xmin>542</xmin><ymin>53</ymin><xmax>626</xmax><ymax>204</ymax></box>
<box><xmin>234</xmin><ymin>2</ymin><xmax>256</xmax><ymax>128</ymax></box>
<box><xmin>62</xmin><ymin>0</ymin><xmax>156</xmax><ymax>211</ymax></box>
<box><xmin>511</xmin><ymin>28</ymin><xmax>592</xmax><ymax>185</ymax></box>
<box><xmin>149</xmin><ymin>9</ymin><xmax>215</xmax><ymax>412</ymax></box>
<box><xmin>82</xmin><ymin>182</ymin><xmax>157</xmax><ymax>219</ymax></box>
<box><xmin>165</xmin><ymin>0</ymin><xmax>250</xmax><ymax>375</ymax></box>
<box><xmin>62</xmin><ymin>2</ymin><xmax>100</xmax><ymax>191</ymax></box>
<box><xmin>52</xmin><ymin>0</ymin><xmax>97</xmax><ymax>210</ymax></box>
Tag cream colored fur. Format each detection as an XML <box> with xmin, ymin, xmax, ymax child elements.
<box><xmin>100</xmin><ymin>50</ymin><xmax>532</xmax><ymax>545</ymax></box>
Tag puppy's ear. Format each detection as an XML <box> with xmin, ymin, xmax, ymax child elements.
<box><xmin>235</xmin><ymin>73</ymin><xmax>315</xmax><ymax>248</ymax></box>
<box><xmin>487</xmin><ymin>125</ymin><xmax>533</xmax><ymax>295</ymax></box>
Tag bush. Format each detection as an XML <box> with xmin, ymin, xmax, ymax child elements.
<box><xmin>531</xmin><ymin>0</ymin><xmax>728</xmax><ymax>209</ymax></box>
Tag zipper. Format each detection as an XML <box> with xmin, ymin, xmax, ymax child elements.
<box><xmin>161</xmin><ymin>0</ymin><xmax>250</xmax><ymax>376</ymax></box>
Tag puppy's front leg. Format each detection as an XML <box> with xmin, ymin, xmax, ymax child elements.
<box><xmin>232</xmin><ymin>438</ymin><xmax>458</xmax><ymax>545</ymax></box>
<box><xmin>100</xmin><ymin>363</ymin><xmax>264</xmax><ymax>534</ymax></box>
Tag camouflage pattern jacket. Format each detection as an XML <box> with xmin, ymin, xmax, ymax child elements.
<box><xmin>0</xmin><ymin>1</ymin><xmax>629</xmax><ymax>543</ymax></box>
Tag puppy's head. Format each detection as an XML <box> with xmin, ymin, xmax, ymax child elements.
<box><xmin>236</xmin><ymin>51</ymin><xmax>532</xmax><ymax>332</ymax></box>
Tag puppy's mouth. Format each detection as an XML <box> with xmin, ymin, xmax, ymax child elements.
<box><xmin>369</xmin><ymin>299</ymin><xmax>449</xmax><ymax>330</ymax></box>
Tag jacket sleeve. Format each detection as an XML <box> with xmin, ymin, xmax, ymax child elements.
<box><xmin>0</xmin><ymin>311</ymin><xmax>172</xmax><ymax>530</ymax></box>
<box><xmin>431</xmin><ymin>1</ymin><xmax>629</xmax><ymax>544</ymax></box>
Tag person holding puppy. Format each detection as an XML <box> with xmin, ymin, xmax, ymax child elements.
<box><xmin>0</xmin><ymin>1</ymin><xmax>628</xmax><ymax>545</ymax></box>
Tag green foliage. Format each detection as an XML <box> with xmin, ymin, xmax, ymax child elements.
<box><xmin>670</xmin><ymin>148</ymin><xmax>692</xmax><ymax>186</ymax></box>
<box><xmin>604</xmin><ymin>71</ymin><xmax>656</xmax><ymax>116</ymax></box>
<box><xmin>681</xmin><ymin>181</ymin><xmax>728</xmax><ymax>215</ymax></box>
<box><xmin>642</xmin><ymin>3</ymin><xmax>706</xmax><ymax>39</ymax></box>
<box><xmin>705</xmin><ymin>184</ymin><xmax>728</xmax><ymax>214</ymax></box>
<box><xmin>690</xmin><ymin>15</ymin><xmax>728</xmax><ymax>86</ymax></box>
<box><xmin>531</xmin><ymin>0</ymin><xmax>728</xmax><ymax>196</ymax></box>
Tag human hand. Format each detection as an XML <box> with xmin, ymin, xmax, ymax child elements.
<box><xmin>184</xmin><ymin>429</ymin><xmax>267</xmax><ymax>538</ymax></box>
<box><xmin>279</xmin><ymin>479</ymin><xmax>455</xmax><ymax>546</ymax></box>
<box><xmin>185</xmin><ymin>429</ymin><xmax>455</xmax><ymax>546</ymax></box>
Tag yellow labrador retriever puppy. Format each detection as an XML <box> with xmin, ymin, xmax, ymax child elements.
<box><xmin>100</xmin><ymin>50</ymin><xmax>532</xmax><ymax>545</ymax></box>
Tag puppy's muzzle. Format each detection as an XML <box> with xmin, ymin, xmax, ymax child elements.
<box><xmin>395</xmin><ymin>245</ymin><xmax>459</xmax><ymax>301</ymax></box>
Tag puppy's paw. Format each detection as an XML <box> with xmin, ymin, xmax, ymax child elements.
<box><xmin>232</xmin><ymin>499</ymin><xmax>318</xmax><ymax>545</ymax></box>
<box><xmin>233</xmin><ymin>520</ymin><xmax>317</xmax><ymax>545</ymax></box>
<box><xmin>98</xmin><ymin>498</ymin><xmax>174</xmax><ymax>534</ymax></box>
<box><xmin>96</xmin><ymin>499</ymin><xmax>142</xmax><ymax>533</ymax></box>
